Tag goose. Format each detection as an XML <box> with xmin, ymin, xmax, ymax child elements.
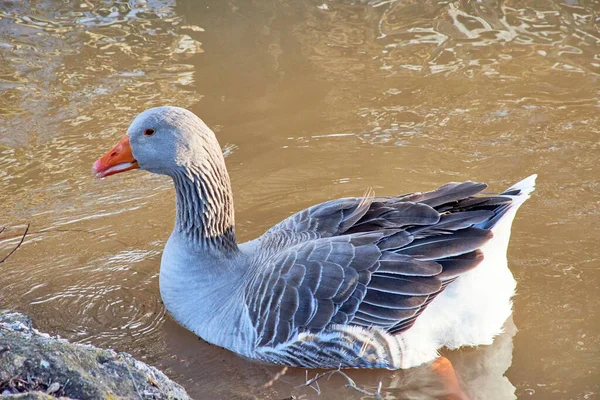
<box><xmin>92</xmin><ymin>106</ymin><xmax>535</xmax><ymax>371</ymax></box>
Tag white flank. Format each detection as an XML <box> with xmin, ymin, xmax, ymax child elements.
<box><xmin>397</xmin><ymin>175</ymin><xmax>537</xmax><ymax>368</ymax></box>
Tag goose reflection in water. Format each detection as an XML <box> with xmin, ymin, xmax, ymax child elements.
<box><xmin>160</xmin><ymin>316</ymin><xmax>517</xmax><ymax>399</ymax></box>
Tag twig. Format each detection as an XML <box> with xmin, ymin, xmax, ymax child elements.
<box><xmin>313</xmin><ymin>379</ymin><xmax>320</xmax><ymax>395</ymax></box>
<box><xmin>124</xmin><ymin>361</ymin><xmax>143</xmax><ymax>400</ymax></box>
<box><xmin>330</xmin><ymin>369</ymin><xmax>384</xmax><ymax>399</ymax></box>
<box><xmin>63</xmin><ymin>378</ymin><xmax>70</xmax><ymax>393</ymax></box>
<box><xmin>0</xmin><ymin>224</ymin><xmax>29</xmax><ymax>264</ymax></box>
<box><xmin>296</xmin><ymin>367</ymin><xmax>384</xmax><ymax>400</ymax></box>
<box><xmin>262</xmin><ymin>366</ymin><xmax>288</xmax><ymax>388</ymax></box>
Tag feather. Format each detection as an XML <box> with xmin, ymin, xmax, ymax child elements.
<box><xmin>279</xmin><ymin>251</ymin><xmax>297</xmax><ymax>274</ymax></box>
<box><xmin>259</xmin><ymin>276</ymin><xmax>284</xmax><ymax>317</ymax></box>
<box><xmin>308</xmin><ymin>241</ymin><xmax>332</xmax><ymax>261</ymax></box>
<box><xmin>500</xmin><ymin>189</ymin><xmax>520</xmax><ymax>196</ymax></box>
<box><xmin>330</xmin><ymin>311</ymin><xmax>349</xmax><ymax>325</ymax></box>
<box><xmin>377</xmin><ymin>230</ymin><xmax>414</xmax><ymax>250</ymax></box>
<box><xmin>348</xmin><ymin>202</ymin><xmax>439</xmax><ymax>232</ymax></box>
<box><xmin>377</xmin><ymin>253</ymin><xmax>442</xmax><ymax>276</ymax></box>
<box><xmin>387</xmin><ymin>315</ymin><xmax>420</xmax><ymax>334</ymax></box>
<box><xmin>338</xmin><ymin>193</ymin><xmax>374</xmax><ymax>232</ymax></box>
<box><xmin>358</xmin><ymin>302</ymin><xmax>418</xmax><ymax>320</ymax></box>
<box><xmin>348</xmin><ymin>246</ymin><xmax>381</xmax><ymax>271</ymax></box>
<box><xmin>260</xmin><ymin>311</ymin><xmax>279</xmax><ymax>346</ymax></box>
<box><xmin>282</xmin><ymin>263</ymin><xmax>305</xmax><ymax>287</ymax></box>
<box><xmin>308</xmin><ymin>299</ymin><xmax>335</xmax><ymax>329</ymax></box>
<box><xmin>411</xmin><ymin>210</ymin><xmax>493</xmax><ymax>234</ymax></box>
<box><xmin>362</xmin><ymin>290</ymin><xmax>427</xmax><ymax>309</ymax></box>
<box><xmin>294</xmin><ymin>285</ymin><xmax>317</xmax><ymax>327</ymax></box>
<box><xmin>437</xmin><ymin>250</ymin><xmax>485</xmax><ymax>280</ymax></box>
<box><xmin>273</xmin><ymin>321</ymin><xmax>291</xmax><ymax>344</ymax></box>
<box><xmin>279</xmin><ymin>285</ymin><xmax>299</xmax><ymax>320</ymax></box>
<box><xmin>315</xmin><ymin>262</ymin><xmax>344</xmax><ymax>299</ymax></box>
<box><xmin>338</xmin><ymin>293</ymin><xmax>361</xmax><ymax>316</ymax></box>
<box><xmin>353</xmin><ymin>312</ymin><xmax>398</xmax><ymax>325</ymax></box>
<box><xmin>302</xmin><ymin>260</ymin><xmax>322</xmax><ymax>292</ymax></box>
<box><xmin>404</xmin><ymin>181</ymin><xmax>487</xmax><ymax>207</ymax></box>
<box><xmin>400</xmin><ymin>228</ymin><xmax>492</xmax><ymax>260</ymax></box>
<box><xmin>348</xmin><ymin>232</ymin><xmax>385</xmax><ymax>246</ymax></box>
<box><xmin>447</xmin><ymin>196</ymin><xmax>510</xmax><ymax>211</ymax></box>
<box><xmin>368</xmin><ymin>275</ymin><xmax>442</xmax><ymax>295</ymax></box>
<box><xmin>331</xmin><ymin>268</ymin><xmax>359</xmax><ymax>303</ymax></box>
<box><xmin>354</xmin><ymin>282</ymin><xmax>368</xmax><ymax>299</ymax></box>
<box><xmin>329</xmin><ymin>241</ymin><xmax>356</xmax><ymax>265</ymax></box>
<box><xmin>310</xmin><ymin>198</ymin><xmax>356</xmax><ymax>219</ymax></box>
<box><xmin>253</xmin><ymin>269</ymin><xmax>277</xmax><ymax>314</ymax></box>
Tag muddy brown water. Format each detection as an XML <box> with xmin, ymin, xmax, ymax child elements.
<box><xmin>0</xmin><ymin>1</ymin><xmax>598</xmax><ymax>399</ymax></box>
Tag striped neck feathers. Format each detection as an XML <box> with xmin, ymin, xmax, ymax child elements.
<box><xmin>171</xmin><ymin>158</ymin><xmax>237</xmax><ymax>253</ymax></box>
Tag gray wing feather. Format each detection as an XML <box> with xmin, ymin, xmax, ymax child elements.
<box><xmin>368</xmin><ymin>275</ymin><xmax>442</xmax><ymax>295</ymax></box>
<box><xmin>248</xmin><ymin>180</ymin><xmax>526</xmax><ymax>346</ymax></box>
<box><xmin>400</xmin><ymin>228</ymin><xmax>492</xmax><ymax>260</ymax></box>
<box><xmin>401</xmin><ymin>181</ymin><xmax>488</xmax><ymax>207</ymax></box>
<box><xmin>377</xmin><ymin>254</ymin><xmax>442</xmax><ymax>276</ymax></box>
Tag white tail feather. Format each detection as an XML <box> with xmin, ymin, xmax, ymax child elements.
<box><xmin>505</xmin><ymin>174</ymin><xmax>537</xmax><ymax>197</ymax></box>
<box><xmin>490</xmin><ymin>174</ymin><xmax>537</xmax><ymax>248</ymax></box>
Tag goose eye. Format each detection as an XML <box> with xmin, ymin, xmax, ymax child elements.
<box><xmin>144</xmin><ymin>128</ymin><xmax>155</xmax><ymax>136</ymax></box>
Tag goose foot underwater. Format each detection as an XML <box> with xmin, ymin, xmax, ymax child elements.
<box><xmin>431</xmin><ymin>357</ymin><xmax>468</xmax><ymax>400</ymax></box>
<box><xmin>93</xmin><ymin>106</ymin><xmax>535</xmax><ymax>372</ymax></box>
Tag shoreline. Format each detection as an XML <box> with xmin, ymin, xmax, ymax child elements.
<box><xmin>0</xmin><ymin>310</ymin><xmax>190</xmax><ymax>400</ymax></box>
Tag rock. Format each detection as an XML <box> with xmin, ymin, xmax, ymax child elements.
<box><xmin>0</xmin><ymin>310</ymin><xmax>191</xmax><ymax>400</ymax></box>
<box><xmin>0</xmin><ymin>394</ymin><xmax>70</xmax><ymax>400</ymax></box>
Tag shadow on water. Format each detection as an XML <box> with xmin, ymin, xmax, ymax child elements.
<box><xmin>0</xmin><ymin>0</ymin><xmax>598</xmax><ymax>399</ymax></box>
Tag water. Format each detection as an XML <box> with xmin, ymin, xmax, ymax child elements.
<box><xmin>0</xmin><ymin>0</ymin><xmax>598</xmax><ymax>398</ymax></box>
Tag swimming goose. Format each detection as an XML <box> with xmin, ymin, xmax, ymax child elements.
<box><xmin>92</xmin><ymin>106</ymin><xmax>535</xmax><ymax>370</ymax></box>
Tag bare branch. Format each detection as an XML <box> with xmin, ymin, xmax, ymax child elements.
<box><xmin>0</xmin><ymin>224</ymin><xmax>29</xmax><ymax>264</ymax></box>
<box><xmin>262</xmin><ymin>366</ymin><xmax>288</xmax><ymax>389</ymax></box>
<box><xmin>295</xmin><ymin>367</ymin><xmax>384</xmax><ymax>399</ymax></box>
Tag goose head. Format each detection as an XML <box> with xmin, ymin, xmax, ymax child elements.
<box><xmin>92</xmin><ymin>106</ymin><xmax>220</xmax><ymax>178</ymax></box>
<box><xmin>92</xmin><ymin>106</ymin><xmax>237</xmax><ymax>248</ymax></box>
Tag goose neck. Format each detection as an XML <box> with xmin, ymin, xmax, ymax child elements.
<box><xmin>172</xmin><ymin>165</ymin><xmax>238</xmax><ymax>253</ymax></box>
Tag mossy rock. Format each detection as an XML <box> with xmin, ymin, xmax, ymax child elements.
<box><xmin>0</xmin><ymin>310</ymin><xmax>190</xmax><ymax>400</ymax></box>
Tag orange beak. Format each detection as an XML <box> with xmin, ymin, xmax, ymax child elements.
<box><xmin>92</xmin><ymin>135</ymin><xmax>139</xmax><ymax>178</ymax></box>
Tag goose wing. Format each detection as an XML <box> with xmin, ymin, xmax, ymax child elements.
<box><xmin>248</xmin><ymin>225</ymin><xmax>491</xmax><ymax>347</ymax></box>
<box><xmin>248</xmin><ymin>179</ymin><xmax>529</xmax><ymax>346</ymax></box>
<box><xmin>261</xmin><ymin>181</ymin><xmax>502</xmax><ymax>248</ymax></box>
